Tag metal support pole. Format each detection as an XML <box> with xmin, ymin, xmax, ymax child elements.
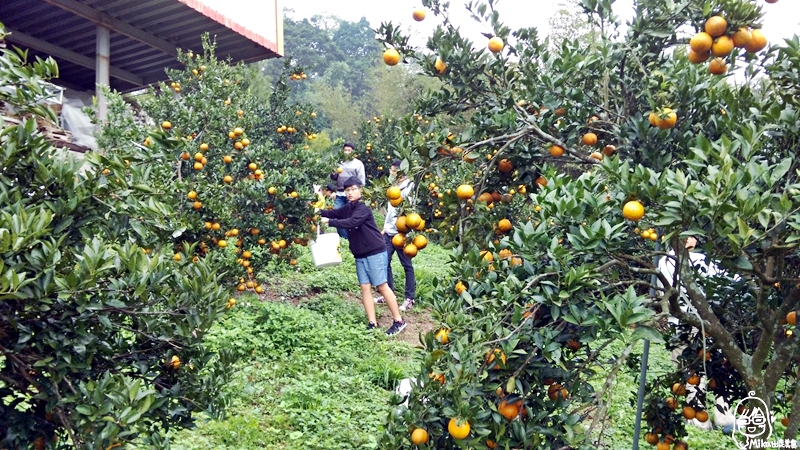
<box><xmin>95</xmin><ymin>25</ymin><xmax>110</xmax><ymax>124</ymax></box>
<box><xmin>632</xmin><ymin>237</ymin><xmax>662</xmax><ymax>449</ymax></box>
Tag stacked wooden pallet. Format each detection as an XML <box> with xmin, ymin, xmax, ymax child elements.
<box><xmin>1</xmin><ymin>111</ymin><xmax>89</xmax><ymax>153</ymax></box>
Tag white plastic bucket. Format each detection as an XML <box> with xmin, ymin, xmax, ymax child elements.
<box><xmin>310</xmin><ymin>233</ymin><xmax>342</xmax><ymax>268</ymax></box>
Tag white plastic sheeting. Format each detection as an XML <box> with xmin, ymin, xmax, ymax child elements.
<box><xmin>60</xmin><ymin>97</ymin><xmax>97</xmax><ymax>151</ymax></box>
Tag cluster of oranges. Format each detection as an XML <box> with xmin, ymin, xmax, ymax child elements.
<box><xmin>387</xmin><ymin>186</ymin><xmax>429</xmax><ymax>258</ymax></box>
<box><xmin>236</xmin><ymin>276</ymin><xmax>265</xmax><ymax>294</ymax></box>
<box><xmin>643</xmin><ymin>430</ymin><xmax>689</xmax><ymax>450</ymax></box>
<box><xmin>276</xmin><ymin>124</ymin><xmax>296</xmax><ymax>134</ymax></box>
<box><xmin>545</xmin><ymin>116</ymin><xmax>617</xmax><ymax>161</ymax></box>
<box><xmin>288</xmin><ymin>71</ymin><xmax>307</xmax><ymax>81</ymax></box>
<box><xmin>582</xmin><ymin>130</ymin><xmax>617</xmax><ymax>161</ymax></box>
<box><xmin>642</xmin><ymin>381</ymin><xmax>710</xmax><ymax>449</ymax></box>
<box><xmin>688</xmin><ymin>15</ymin><xmax>768</xmax><ymax>75</ymax></box>
<box><xmin>637</xmin><ymin>227</ymin><xmax>659</xmax><ymax>241</ymax></box>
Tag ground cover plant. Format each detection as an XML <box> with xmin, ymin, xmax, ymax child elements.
<box><xmin>0</xmin><ymin>24</ymin><xmax>232</xmax><ymax>449</ymax></box>
<box><xmin>368</xmin><ymin>0</ymin><xmax>800</xmax><ymax>449</ymax></box>
<box><xmin>3</xmin><ymin>0</ymin><xmax>800</xmax><ymax>447</ymax></box>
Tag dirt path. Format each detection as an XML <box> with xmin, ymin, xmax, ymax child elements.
<box><xmin>257</xmin><ymin>284</ymin><xmax>437</xmax><ymax>347</ymax></box>
<box><xmin>339</xmin><ymin>291</ymin><xmax>437</xmax><ymax>347</ymax></box>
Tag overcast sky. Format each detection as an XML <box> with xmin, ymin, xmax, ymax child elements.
<box><xmin>281</xmin><ymin>0</ymin><xmax>799</xmax><ymax>47</ymax></box>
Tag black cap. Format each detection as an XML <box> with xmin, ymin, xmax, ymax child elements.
<box><xmin>342</xmin><ymin>177</ymin><xmax>362</xmax><ymax>189</ymax></box>
<box><xmin>324</xmin><ymin>183</ymin><xmax>336</xmax><ymax>192</ymax></box>
<box><xmin>391</xmin><ymin>159</ymin><xmax>402</xmax><ymax>167</ymax></box>
<box><xmin>343</xmin><ymin>142</ymin><xmax>356</xmax><ymax>150</ymax></box>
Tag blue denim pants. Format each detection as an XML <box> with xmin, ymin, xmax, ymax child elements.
<box><xmin>384</xmin><ymin>233</ymin><xmax>416</xmax><ymax>300</ymax></box>
<box><xmin>333</xmin><ymin>195</ymin><xmax>348</xmax><ymax>239</ymax></box>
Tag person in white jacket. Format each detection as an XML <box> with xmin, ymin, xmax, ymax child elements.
<box><xmin>657</xmin><ymin>236</ymin><xmax>735</xmax><ymax>431</ymax></box>
<box><xmin>375</xmin><ymin>161</ymin><xmax>416</xmax><ymax>311</ymax></box>
<box><xmin>330</xmin><ymin>143</ymin><xmax>365</xmax><ymax>239</ymax></box>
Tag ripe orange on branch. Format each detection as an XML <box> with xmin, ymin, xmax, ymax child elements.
<box><xmin>410</xmin><ymin>428</ymin><xmax>428</xmax><ymax>444</ymax></box>
<box><xmin>383</xmin><ymin>48</ymin><xmax>401</xmax><ymax>66</ymax></box>
<box><xmin>653</xmin><ymin>108</ymin><xmax>677</xmax><ymax>129</ymax></box>
<box><xmin>745</xmin><ymin>29</ymin><xmax>768</xmax><ymax>53</ymax></box>
<box><xmin>690</xmin><ymin>32</ymin><xmax>713</xmax><ymax>53</ymax></box>
<box><xmin>497</xmin><ymin>218</ymin><xmax>512</xmax><ymax>232</ymax></box>
<box><xmin>498</xmin><ymin>397</ymin><xmax>523</xmax><ymax>420</ymax></box>
<box><xmin>412</xmin><ymin>8</ymin><xmax>426</xmax><ymax>21</ymax></box>
<box><xmin>622</xmin><ymin>200</ymin><xmax>645</xmax><ymax>221</ymax></box>
<box><xmin>547</xmin><ymin>383</ymin><xmax>569</xmax><ymax>401</ymax></box>
<box><xmin>456</xmin><ymin>184</ymin><xmax>474</xmax><ymax>199</ymax></box>
<box><xmin>582</xmin><ymin>132</ymin><xmax>598</xmax><ymax>146</ymax></box>
<box><xmin>709</xmin><ymin>58</ymin><xmax>728</xmax><ymax>75</ymax></box>
<box><xmin>386</xmin><ymin>186</ymin><xmax>402</xmax><ymax>200</ymax></box>
<box><xmin>704</xmin><ymin>15</ymin><xmax>727</xmax><ymax>37</ymax></box>
<box><xmin>688</xmin><ymin>49</ymin><xmax>710</xmax><ymax>64</ymax></box>
<box><xmin>448</xmin><ymin>418</ymin><xmax>470</xmax><ymax>440</ymax></box>
<box><xmin>488</xmin><ymin>36</ymin><xmax>504</xmax><ymax>53</ymax></box>
<box><xmin>392</xmin><ymin>233</ymin><xmax>406</xmax><ymax>248</ymax></box>
<box><xmin>405</xmin><ymin>213</ymin><xmax>422</xmax><ymax>229</ymax></box>
<box><xmin>732</xmin><ymin>28</ymin><xmax>752</xmax><ymax>48</ymax></box>
<box><xmin>711</xmin><ymin>36</ymin><xmax>734</xmax><ymax>57</ymax></box>
<box><xmin>485</xmin><ymin>348</ymin><xmax>506</xmax><ymax>369</ymax></box>
<box><xmin>434</xmin><ymin>57</ymin><xmax>447</xmax><ymax>74</ymax></box>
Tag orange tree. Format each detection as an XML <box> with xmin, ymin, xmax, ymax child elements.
<box><xmin>96</xmin><ymin>36</ymin><xmax>330</xmax><ymax>285</ymax></box>
<box><xmin>354</xmin><ymin>114</ymin><xmax>400</xmax><ymax>183</ymax></box>
<box><xmin>374</xmin><ymin>0</ymin><xmax>800</xmax><ymax>448</ymax></box>
<box><xmin>0</xmin><ymin>25</ymin><xmax>232</xmax><ymax>448</ymax></box>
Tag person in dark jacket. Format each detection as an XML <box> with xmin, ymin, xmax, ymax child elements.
<box><xmin>320</xmin><ymin>177</ymin><xmax>407</xmax><ymax>336</ymax></box>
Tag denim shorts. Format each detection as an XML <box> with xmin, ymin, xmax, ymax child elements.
<box><xmin>355</xmin><ymin>251</ymin><xmax>388</xmax><ymax>286</ymax></box>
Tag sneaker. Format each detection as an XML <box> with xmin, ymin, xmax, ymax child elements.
<box><xmin>373</xmin><ymin>295</ymin><xmax>386</xmax><ymax>304</ymax></box>
<box><xmin>399</xmin><ymin>298</ymin><xmax>415</xmax><ymax>311</ymax></box>
<box><xmin>386</xmin><ymin>319</ymin><xmax>407</xmax><ymax>336</ymax></box>
<box><xmin>367</xmin><ymin>322</ymin><xmax>379</xmax><ymax>331</ymax></box>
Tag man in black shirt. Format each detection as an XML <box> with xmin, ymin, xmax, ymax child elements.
<box><xmin>320</xmin><ymin>177</ymin><xmax>407</xmax><ymax>335</ymax></box>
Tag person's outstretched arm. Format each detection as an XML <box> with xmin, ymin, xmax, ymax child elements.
<box><xmin>328</xmin><ymin>204</ymin><xmax>370</xmax><ymax>229</ymax></box>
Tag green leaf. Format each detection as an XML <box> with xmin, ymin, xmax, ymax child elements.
<box><xmin>630</xmin><ymin>325</ymin><xmax>665</xmax><ymax>344</ymax></box>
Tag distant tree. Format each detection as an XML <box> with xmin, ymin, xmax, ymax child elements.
<box><xmin>332</xmin><ymin>17</ymin><xmax>383</xmax><ymax>98</ymax></box>
<box><xmin>309</xmin><ymin>81</ymin><xmax>363</xmax><ymax>140</ymax></box>
<box><xmin>261</xmin><ymin>13</ymin><xmax>346</xmax><ymax>82</ymax></box>
<box><xmin>547</xmin><ymin>0</ymin><xmax>600</xmax><ymax>53</ymax></box>
<box><xmin>363</xmin><ymin>63</ymin><xmax>443</xmax><ymax>118</ymax></box>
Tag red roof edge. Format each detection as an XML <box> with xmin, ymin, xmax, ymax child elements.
<box><xmin>177</xmin><ymin>0</ymin><xmax>281</xmax><ymax>55</ymax></box>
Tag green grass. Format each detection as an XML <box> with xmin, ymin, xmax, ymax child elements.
<box><xmin>161</xmin><ymin>242</ymin><xmax>736</xmax><ymax>449</ymax></box>
<box><xmin>256</xmin><ymin>232</ymin><xmax>453</xmax><ymax>303</ymax></box>
<box><xmin>166</xmin><ymin>294</ymin><xmax>417</xmax><ymax>450</ymax></box>
<box><xmin>590</xmin><ymin>340</ymin><xmax>729</xmax><ymax>449</ymax></box>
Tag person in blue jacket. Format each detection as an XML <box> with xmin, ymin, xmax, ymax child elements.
<box><xmin>320</xmin><ymin>177</ymin><xmax>407</xmax><ymax>336</ymax></box>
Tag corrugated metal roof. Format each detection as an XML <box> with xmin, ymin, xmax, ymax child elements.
<box><xmin>0</xmin><ymin>0</ymin><xmax>282</xmax><ymax>92</ymax></box>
